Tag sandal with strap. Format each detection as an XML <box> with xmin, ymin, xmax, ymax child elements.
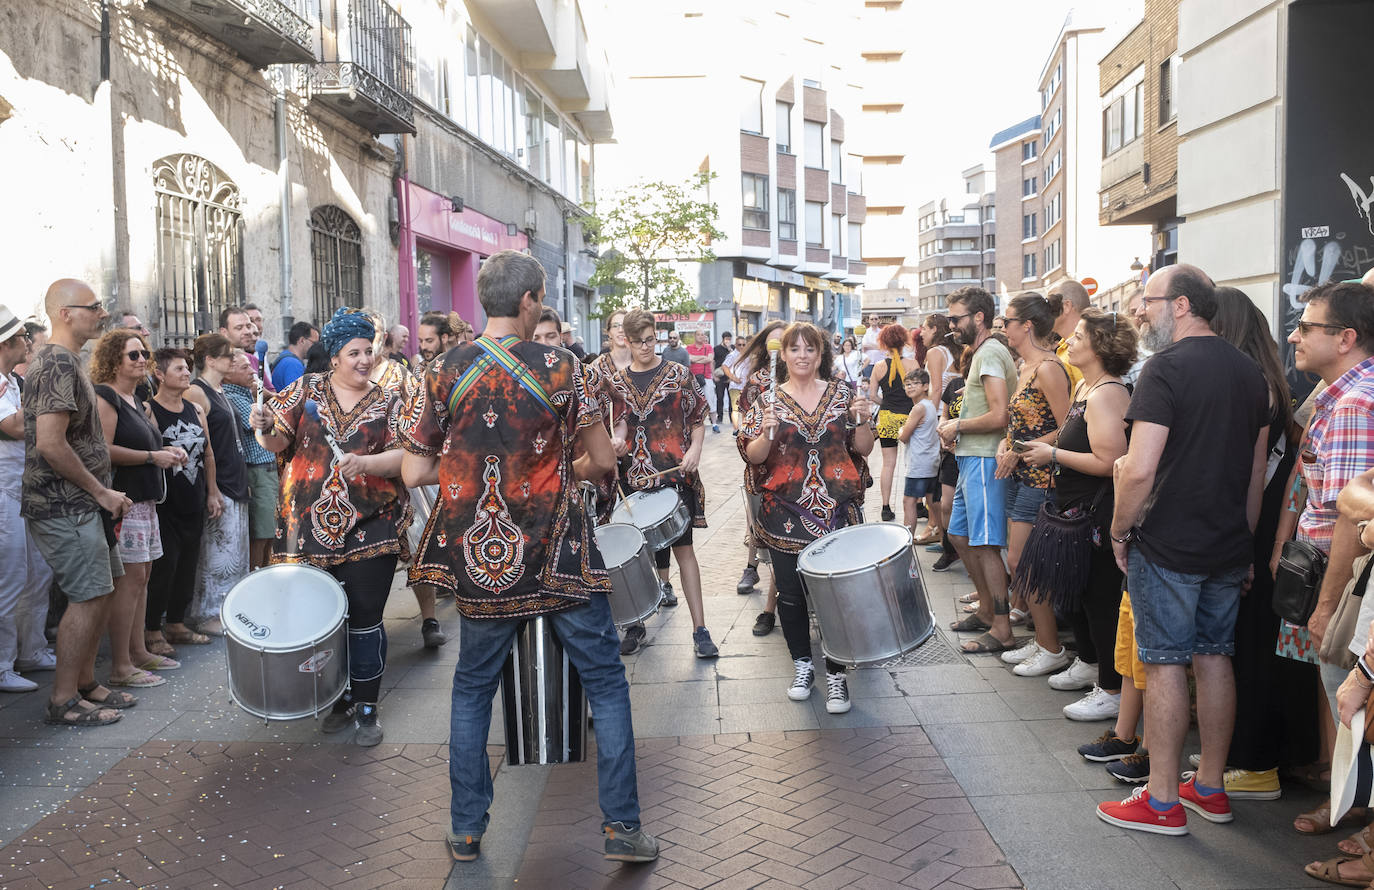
<box><xmin>1339</xmin><ymin>822</ymin><xmax>1374</xmax><ymax>856</ymax></box>
<box><xmin>950</xmin><ymin>614</ymin><xmax>990</xmax><ymax>633</ymax></box>
<box><xmin>44</xmin><ymin>694</ymin><xmax>122</xmax><ymax>726</ymax></box>
<box><xmin>79</xmin><ymin>683</ymin><xmax>138</xmax><ymax>709</ymax></box>
<box><xmin>1303</xmin><ymin>852</ymin><xmax>1374</xmax><ymax>887</ymax></box>
<box><xmin>145</xmin><ymin>635</ymin><xmax>177</xmax><ymax>657</ymax></box>
<box><xmin>164</xmin><ymin>628</ymin><xmax>210</xmax><ymax>645</ymax></box>
<box><xmin>1297</xmin><ymin>803</ymin><xmax>1368</xmax><ymax>835</ymax></box>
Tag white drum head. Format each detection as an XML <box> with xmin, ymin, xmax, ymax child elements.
<box><xmin>594</xmin><ymin>523</ymin><xmax>648</xmax><ymax>569</ymax></box>
<box><xmin>222</xmin><ymin>564</ymin><xmax>347</xmax><ymax>651</ymax></box>
<box><xmin>612</xmin><ymin>488</ymin><xmax>680</xmax><ymax>525</ymax></box>
<box><xmin>798</xmin><ymin>524</ymin><xmax>912</xmax><ymax>576</ymax></box>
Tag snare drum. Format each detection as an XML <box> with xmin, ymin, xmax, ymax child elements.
<box><xmin>500</xmin><ymin>616</ymin><xmax>588</xmax><ymax>764</ymax></box>
<box><xmin>593</xmin><ymin>523</ymin><xmax>661</xmax><ymax>627</ymax></box>
<box><xmin>222</xmin><ymin>564</ymin><xmax>349</xmax><ymax>721</ymax></box>
<box><xmin>611</xmin><ymin>488</ymin><xmax>690</xmax><ymax>551</ymax></box>
<box><xmin>797</xmin><ymin>524</ymin><xmax>935</xmax><ymax>667</ymax></box>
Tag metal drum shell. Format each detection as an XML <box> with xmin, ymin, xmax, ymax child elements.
<box><xmin>221</xmin><ymin>564</ymin><xmax>349</xmax><ymax>722</ymax></box>
<box><xmin>797</xmin><ymin>525</ymin><xmax>935</xmax><ymax>668</ymax></box>
<box><xmin>611</xmin><ymin>489</ymin><xmax>690</xmax><ymax>551</ymax></box>
<box><xmin>593</xmin><ymin>523</ymin><xmax>662</xmax><ymax>628</ymax></box>
<box><xmin>500</xmin><ymin>616</ymin><xmax>588</xmax><ymax>765</ymax></box>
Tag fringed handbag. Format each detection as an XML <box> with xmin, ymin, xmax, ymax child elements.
<box><xmin>1010</xmin><ymin>484</ymin><xmax>1109</xmax><ymax>614</ymax></box>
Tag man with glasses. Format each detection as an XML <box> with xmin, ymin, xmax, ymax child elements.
<box><xmin>607</xmin><ymin>310</ymin><xmax>718</xmax><ymax>658</ymax></box>
<box><xmin>22</xmin><ymin>280</ymin><xmax>133</xmax><ymax>727</ymax></box>
<box><xmin>1097</xmin><ymin>264</ymin><xmax>1269</xmax><ymax>836</ymax></box>
<box><xmin>0</xmin><ymin>305</ymin><xmax>55</xmax><ymax>693</ymax></box>
<box><xmin>936</xmin><ymin>287</ymin><xmax>1018</xmax><ymax>654</ymax></box>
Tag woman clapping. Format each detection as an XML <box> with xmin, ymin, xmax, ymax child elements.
<box><xmin>249</xmin><ymin>308</ymin><xmax>411</xmax><ymax>747</ymax></box>
<box><xmin>740</xmin><ymin>323</ymin><xmax>874</xmax><ymax>714</ymax></box>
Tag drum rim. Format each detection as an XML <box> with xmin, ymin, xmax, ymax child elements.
<box><xmin>221</xmin><ymin>563</ymin><xmax>348</xmax><ymax>651</ymax></box>
<box><xmin>797</xmin><ymin>524</ymin><xmax>914</xmax><ymax>576</ymax></box>
<box><xmin>593</xmin><ymin>522</ymin><xmax>651</xmax><ymax>570</ymax></box>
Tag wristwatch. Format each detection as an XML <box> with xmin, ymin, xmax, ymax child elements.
<box><xmin>144</xmin><ymin>450</ymin><xmax>154</xmax><ymax>465</ymax></box>
<box><xmin>1357</xmin><ymin>654</ymin><xmax>1374</xmax><ymax>685</ymax></box>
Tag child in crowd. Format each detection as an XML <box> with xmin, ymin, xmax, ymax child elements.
<box><xmin>898</xmin><ymin>369</ymin><xmax>941</xmax><ymax>543</ymax></box>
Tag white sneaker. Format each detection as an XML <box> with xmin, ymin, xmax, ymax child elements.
<box><xmin>1048</xmin><ymin>657</ymin><xmax>1097</xmax><ymax>691</ymax></box>
<box><xmin>1013</xmin><ymin>646</ymin><xmax>1070</xmax><ymax>677</ymax></box>
<box><xmin>15</xmin><ymin>649</ymin><xmax>57</xmax><ymax>672</ymax></box>
<box><xmin>0</xmin><ymin>669</ymin><xmax>38</xmax><ymax>693</ymax></box>
<box><xmin>788</xmin><ymin>658</ymin><xmax>815</xmax><ymax>701</ymax></box>
<box><xmin>1000</xmin><ymin>639</ymin><xmax>1039</xmax><ymax>665</ymax></box>
<box><xmin>825</xmin><ymin>672</ymin><xmax>851</xmax><ymax>714</ymax></box>
<box><xmin>1063</xmin><ymin>685</ymin><xmax>1122</xmax><ymax>721</ymax></box>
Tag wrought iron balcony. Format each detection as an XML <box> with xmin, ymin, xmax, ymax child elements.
<box><xmin>300</xmin><ymin>0</ymin><xmax>416</xmax><ymax>134</ymax></box>
<box><xmin>149</xmin><ymin>0</ymin><xmax>315</xmax><ymax>67</ymax></box>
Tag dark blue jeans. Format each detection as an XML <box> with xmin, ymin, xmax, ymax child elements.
<box><xmin>449</xmin><ymin>593</ymin><xmax>640</xmax><ymax>835</ymax></box>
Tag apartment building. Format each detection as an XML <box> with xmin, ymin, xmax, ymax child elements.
<box><xmin>914</xmin><ymin>165</ymin><xmax>997</xmax><ymax>313</ymax></box>
<box><xmin>599</xmin><ymin>2</ymin><xmax>867</xmax><ymax>340</ymax></box>
<box><xmin>1175</xmin><ymin>0</ymin><xmax>1374</xmax><ymax>398</ymax></box>
<box><xmin>1098</xmin><ymin>0</ymin><xmax>1182</xmax><ymax>277</ymax></box>
<box><xmin>991</xmin><ymin>116</ymin><xmax>1045</xmax><ymax>297</ymax></box>
<box><xmin>1031</xmin><ymin>12</ymin><xmax>1149</xmax><ymax>297</ymax></box>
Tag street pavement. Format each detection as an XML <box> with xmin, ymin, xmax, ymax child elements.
<box><xmin>0</xmin><ymin>422</ymin><xmax>1346</xmax><ymax>889</ymax></box>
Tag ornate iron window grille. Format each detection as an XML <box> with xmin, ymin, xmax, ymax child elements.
<box><xmin>154</xmin><ymin>154</ymin><xmax>245</xmax><ymax>348</ymax></box>
<box><xmin>309</xmin><ymin>205</ymin><xmax>363</xmax><ymax>323</ymax></box>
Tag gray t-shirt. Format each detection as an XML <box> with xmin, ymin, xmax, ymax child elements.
<box><xmin>661</xmin><ymin>344</ymin><xmax>690</xmax><ymax>369</ymax></box>
<box><xmin>21</xmin><ymin>343</ymin><xmax>111</xmax><ymax>519</ymax></box>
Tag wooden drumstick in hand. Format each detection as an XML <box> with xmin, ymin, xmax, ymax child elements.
<box><xmin>767</xmin><ymin>337</ymin><xmax>782</xmax><ymax>441</ymax></box>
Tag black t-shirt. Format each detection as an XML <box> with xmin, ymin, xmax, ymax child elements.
<box><xmin>714</xmin><ymin>344</ymin><xmax>730</xmax><ymax>369</ymax></box>
<box><xmin>1125</xmin><ymin>335</ymin><xmax>1268</xmax><ymax>572</ymax></box>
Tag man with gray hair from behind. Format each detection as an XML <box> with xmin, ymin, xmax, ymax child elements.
<box><xmin>1048</xmin><ymin>279</ymin><xmax>1090</xmax><ymax>391</ymax></box>
<box><xmin>1097</xmin><ymin>263</ymin><xmax>1269</xmax><ymax>836</ymax></box>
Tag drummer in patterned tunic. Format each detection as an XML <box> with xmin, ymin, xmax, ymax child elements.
<box><xmin>608</xmin><ymin>310</ymin><xmax>718</xmax><ymax>658</ymax></box>
<box><xmin>398</xmin><ymin>250</ymin><xmax>659</xmax><ymax>866</ymax></box>
<box><xmin>248</xmin><ymin>307</ymin><xmax>411</xmax><ymax>747</ymax></box>
<box><xmin>740</xmin><ymin>322</ymin><xmax>874</xmax><ymax>714</ymax></box>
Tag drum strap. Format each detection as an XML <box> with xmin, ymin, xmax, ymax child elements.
<box><xmin>768</xmin><ymin>492</ymin><xmax>849</xmax><ymax>533</ymax></box>
<box><xmin>447</xmin><ymin>335</ymin><xmax>557</xmax><ymax>420</ymax></box>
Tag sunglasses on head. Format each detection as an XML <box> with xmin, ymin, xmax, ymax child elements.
<box><xmin>126</xmin><ymin>349</ymin><xmax>151</xmax><ymax>361</ymax></box>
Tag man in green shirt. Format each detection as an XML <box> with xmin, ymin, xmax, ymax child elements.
<box><xmin>937</xmin><ymin>286</ymin><xmax>1018</xmax><ymax>653</ymax></box>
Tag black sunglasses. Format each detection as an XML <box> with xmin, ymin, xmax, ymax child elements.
<box><xmin>126</xmin><ymin>349</ymin><xmax>152</xmax><ymax>361</ymax></box>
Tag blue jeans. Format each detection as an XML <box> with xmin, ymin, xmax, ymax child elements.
<box><xmin>450</xmin><ymin>593</ymin><xmax>640</xmax><ymax>835</ymax></box>
<box><xmin>1127</xmin><ymin>544</ymin><xmax>1247</xmax><ymax>664</ymax></box>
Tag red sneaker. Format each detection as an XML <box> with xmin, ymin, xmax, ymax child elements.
<box><xmin>1096</xmin><ymin>786</ymin><xmax>1188</xmax><ymax>836</ymax></box>
<box><xmin>1178</xmin><ymin>774</ymin><xmax>1233</xmax><ymax>823</ymax></box>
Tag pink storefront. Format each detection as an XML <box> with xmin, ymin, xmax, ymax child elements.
<box><xmin>396</xmin><ymin>179</ymin><xmax>528</xmax><ymax>335</ymax></box>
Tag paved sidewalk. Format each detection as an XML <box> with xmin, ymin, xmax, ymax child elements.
<box><xmin>0</xmin><ymin>427</ymin><xmax>1347</xmax><ymax>889</ymax></box>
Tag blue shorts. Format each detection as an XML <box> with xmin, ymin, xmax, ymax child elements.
<box><xmin>904</xmin><ymin>476</ymin><xmax>938</xmax><ymax>499</ymax></box>
<box><xmin>1127</xmin><ymin>545</ymin><xmax>1247</xmax><ymax>664</ymax></box>
<box><xmin>1005</xmin><ymin>479</ymin><xmax>1049</xmax><ymax>524</ymax></box>
<box><xmin>947</xmin><ymin>456</ymin><xmax>1008</xmax><ymax>548</ymax></box>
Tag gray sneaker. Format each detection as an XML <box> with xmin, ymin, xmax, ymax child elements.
<box><xmin>603</xmin><ymin>821</ymin><xmax>659</xmax><ymax>862</ymax></box>
<box><xmin>619</xmin><ymin>624</ymin><xmax>646</xmax><ymax>656</ymax></box>
<box><xmin>659</xmin><ymin>582</ymin><xmax>678</xmax><ymax>607</ymax></box>
<box><xmin>692</xmin><ymin>627</ymin><xmax>718</xmax><ymax>659</ymax></box>
<box><xmin>321</xmin><ymin>703</ymin><xmax>354</xmax><ymax>734</ymax></box>
<box><xmin>737</xmin><ymin>565</ymin><xmax>760</xmax><ymax>594</ymax></box>
<box><xmin>355</xmin><ymin>703</ymin><xmax>383</xmax><ymax>747</ymax></box>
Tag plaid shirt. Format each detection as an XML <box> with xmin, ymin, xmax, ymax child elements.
<box><xmin>1298</xmin><ymin>355</ymin><xmax>1374</xmax><ymax>553</ymax></box>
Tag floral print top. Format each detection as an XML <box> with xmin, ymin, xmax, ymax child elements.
<box><xmin>606</xmin><ymin>359</ymin><xmax>709</xmax><ymax>527</ymax></box>
<box><xmin>400</xmin><ymin>337</ymin><xmax>608</xmax><ymax>619</ymax></box>
<box><xmin>738</xmin><ymin>380</ymin><xmax>866</xmax><ymax>553</ymax></box>
<box><xmin>1007</xmin><ymin>360</ymin><xmax>1069</xmax><ymax>489</ymax></box>
<box><xmin>268</xmin><ymin>372</ymin><xmax>412</xmax><ymax>567</ymax></box>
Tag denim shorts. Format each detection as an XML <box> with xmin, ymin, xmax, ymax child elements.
<box><xmin>1127</xmin><ymin>545</ymin><xmax>1247</xmax><ymax>664</ymax></box>
<box><xmin>904</xmin><ymin>476</ymin><xmax>938</xmax><ymax>499</ymax></box>
<box><xmin>1005</xmin><ymin>480</ymin><xmax>1049</xmax><ymax>524</ymax></box>
<box><xmin>948</xmin><ymin>456</ymin><xmax>1008</xmax><ymax>548</ymax></box>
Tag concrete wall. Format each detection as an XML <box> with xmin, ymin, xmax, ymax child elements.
<box><xmin>0</xmin><ymin>0</ymin><xmax>397</xmax><ymax>346</ymax></box>
<box><xmin>1176</xmin><ymin>0</ymin><xmax>1286</xmax><ymax>325</ymax></box>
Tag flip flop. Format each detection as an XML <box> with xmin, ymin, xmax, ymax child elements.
<box><xmin>961</xmin><ymin>632</ymin><xmax>1009</xmax><ymax>655</ymax></box>
<box><xmin>137</xmin><ymin>655</ymin><xmax>181</xmax><ymax>671</ymax></box>
<box><xmin>950</xmin><ymin>614</ymin><xmax>990</xmax><ymax>632</ymax></box>
<box><xmin>957</xmin><ymin>591</ymin><xmax>979</xmax><ymax>604</ymax></box>
<box><xmin>961</xmin><ymin>602</ymin><xmax>981</xmax><ymax>613</ymax></box>
<box><xmin>109</xmin><ymin>670</ymin><xmax>166</xmax><ymax>688</ymax></box>
<box><xmin>1303</xmin><ymin>853</ymin><xmax>1374</xmax><ymax>887</ymax></box>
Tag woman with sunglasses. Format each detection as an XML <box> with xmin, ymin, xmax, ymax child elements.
<box><xmin>91</xmin><ymin>330</ymin><xmax>187</xmax><ymax>689</ymax></box>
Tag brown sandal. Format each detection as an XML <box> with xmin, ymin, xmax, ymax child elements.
<box><xmin>79</xmin><ymin>683</ymin><xmax>138</xmax><ymax>709</ymax></box>
<box><xmin>1339</xmin><ymin>822</ymin><xmax>1374</xmax><ymax>856</ymax></box>
<box><xmin>1297</xmin><ymin>803</ymin><xmax>1368</xmax><ymax>835</ymax></box>
<box><xmin>164</xmin><ymin>628</ymin><xmax>210</xmax><ymax>645</ymax></box>
<box><xmin>44</xmin><ymin>694</ymin><xmax>122</xmax><ymax>726</ymax></box>
<box><xmin>1303</xmin><ymin>852</ymin><xmax>1374</xmax><ymax>887</ymax></box>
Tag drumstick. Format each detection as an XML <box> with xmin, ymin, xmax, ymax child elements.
<box><xmin>850</xmin><ymin>325</ymin><xmax>868</xmax><ymax>423</ymax></box>
<box><xmin>767</xmin><ymin>337</ymin><xmax>781</xmax><ymax>441</ymax></box>
<box><xmin>642</xmin><ymin>465</ymin><xmax>681</xmax><ymax>482</ymax></box>
<box><xmin>617</xmin><ymin>481</ymin><xmax>634</xmax><ymax>517</ymax></box>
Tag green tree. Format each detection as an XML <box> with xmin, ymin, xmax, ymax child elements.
<box><xmin>585</xmin><ymin>171</ymin><xmax>725</xmax><ymax>316</ymax></box>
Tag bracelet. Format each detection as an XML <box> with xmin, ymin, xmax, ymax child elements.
<box><xmin>955</xmin><ymin>420</ymin><xmax>961</xmax><ymax>435</ymax></box>
<box><xmin>1110</xmin><ymin>529</ymin><xmax>1133</xmax><ymax>544</ymax></box>
<box><xmin>1051</xmin><ymin>446</ymin><xmax>1057</xmax><ymax>465</ymax></box>
<box><xmin>144</xmin><ymin>450</ymin><xmax>154</xmax><ymax>465</ymax></box>
<box><xmin>1353</xmin><ymin>670</ymin><xmax>1374</xmax><ymax>689</ymax></box>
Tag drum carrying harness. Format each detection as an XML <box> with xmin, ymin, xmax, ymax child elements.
<box><xmin>446</xmin><ymin>335</ymin><xmax>558</xmax><ymax>420</ymax></box>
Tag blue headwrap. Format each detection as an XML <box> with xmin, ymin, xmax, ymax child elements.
<box><xmin>320</xmin><ymin>307</ymin><xmax>375</xmax><ymax>356</ymax></box>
